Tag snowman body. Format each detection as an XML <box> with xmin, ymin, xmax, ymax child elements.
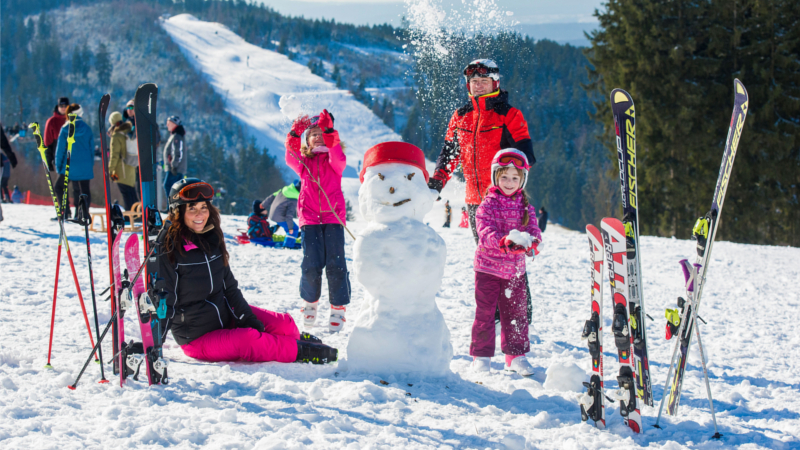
<box><xmin>346</xmin><ymin>163</ymin><xmax>452</xmax><ymax>376</ymax></box>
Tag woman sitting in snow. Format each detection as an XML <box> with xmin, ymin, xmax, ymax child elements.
<box><xmin>157</xmin><ymin>177</ymin><xmax>337</xmax><ymax>364</ymax></box>
<box><xmin>471</xmin><ymin>149</ymin><xmax>542</xmax><ymax>376</ymax></box>
<box><xmin>285</xmin><ymin>110</ymin><xmax>351</xmax><ymax>332</ymax></box>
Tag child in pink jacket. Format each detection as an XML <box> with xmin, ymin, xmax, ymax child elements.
<box><xmin>285</xmin><ymin>110</ymin><xmax>351</xmax><ymax>332</ymax></box>
<box><xmin>471</xmin><ymin>149</ymin><xmax>542</xmax><ymax>376</ymax></box>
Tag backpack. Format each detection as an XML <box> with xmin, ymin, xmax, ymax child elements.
<box><xmin>124</xmin><ymin>136</ymin><xmax>139</xmax><ymax>168</ymax></box>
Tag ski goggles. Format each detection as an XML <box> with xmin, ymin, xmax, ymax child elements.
<box><xmin>496</xmin><ymin>153</ymin><xmax>529</xmax><ymax>170</ymax></box>
<box><xmin>464</xmin><ymin>64</ymin><xmax>499</xmax><ymax>78</ymax></box>
<box><xmin>177</xmin><ymin>182</ymin><xmax>215</xmax><ymax>203</ymax></box>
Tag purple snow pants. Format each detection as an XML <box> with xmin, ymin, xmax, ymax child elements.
<box><xmin>181</xmin><ymin>306</ymin><xmax>300</xmax><ymax>363</ymax></box>
<box><xmin>470</xmin><ymin>271</ymin><xmax>530</xmax><ymax>357</ymax></box>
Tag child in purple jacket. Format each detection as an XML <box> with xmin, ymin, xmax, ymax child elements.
<box><xmin>471</xmin><ymin>149</ymin><xmax>542</xmax><ymax>376</ymax></box>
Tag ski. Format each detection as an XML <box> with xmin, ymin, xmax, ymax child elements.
<box><xmin>600</xmin><ymin>217</ymin><xmax>642</xmax><ymax>433</ymax></box>
<box><xmin>610</xmin><ymin>89</ymin><xmax>653</xmax><ymax>406</ymax></box>
<box><xmin>579</xmin><ymin>224</ymin><xmax>605</xmax><ymax>428</ymax></box>
<box><xmin>659</xmin><ymin>79</ymin><xmax>749</xmax><ymax>420</ymax></box>
<box><xmin>134</xmin><ymin>83</ymin><xmax>169</xmax><ymax>385</ymax></box>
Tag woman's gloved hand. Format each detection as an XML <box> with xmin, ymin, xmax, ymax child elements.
<box><xmin>316</xmin><ymin>109</ymin><xmax>335</xmax><ymax>131</ymax></box>
<box><xmin>291</xmin><ymin>115</ymin><xmax>311</xmax><ymax>137</ymax></box>
<box><xmin>240</xmin><ymin>315</ymin><xmax>265</xmax><ymax>333</ymax></box>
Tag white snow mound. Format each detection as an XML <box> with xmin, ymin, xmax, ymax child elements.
<box><xmin>543</xmin><ymin>361</ymin><xmax>586</xmax><ymax>392</ymax></box>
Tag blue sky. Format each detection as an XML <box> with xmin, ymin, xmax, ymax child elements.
<box><xmin>256</xmin><ymin>0</ymin><xmax>604</xmax><ymax>46</ymax></box>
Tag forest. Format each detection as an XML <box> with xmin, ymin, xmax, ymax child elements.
<box><xmin>2</xmin><ymin>0</ymin><xmax>797</xmax><ymax>245</ymax></box>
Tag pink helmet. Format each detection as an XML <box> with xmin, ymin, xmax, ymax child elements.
<box><xmin>491</xmin><ymin>149</ymin><xmax>530</xmax><ymax>190</ymax></box>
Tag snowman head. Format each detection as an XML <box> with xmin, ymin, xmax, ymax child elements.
<box><xmin>358</xmin><ymin>142</ymin><xmax>433</xmax><ymax>223</ymax></box>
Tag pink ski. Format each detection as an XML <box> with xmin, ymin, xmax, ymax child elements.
<box><xmin>124</xmin><ymin>234</ymin><xmax>145</xmax><ymax>299</ymax></box>
<box><xmin>111</xmin><ymin>231</ymin><xmax>126</xmax><ymax>387</ymax></box>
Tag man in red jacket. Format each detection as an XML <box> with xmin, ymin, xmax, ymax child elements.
<box><xmin>427</xmin><ymin>59</ymin><xmax>534</xmax><ymax>243</ymax></box>
<box><xmin>43</xmin><ymin>97</ymin><xmax>70</xmax><ymax>171</ymax></box>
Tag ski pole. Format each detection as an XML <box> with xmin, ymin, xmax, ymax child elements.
<box><xmin>30</xmin><ymin>122</ymin><xmax>97</xmax><ymax>365</ymax></box>
<box><xmin>68</xmin><ymin>310</ymin><xmax>117</xmax><ymax>390</ymax></box>
<box><xmin>76</xmin><ymin>194</ymin><xmax>108</xmax><ymax>383</ymax></box>
<box><xmin>693</xmin><ymin>322</ymin><xmax>721</xmax><ymax>439</ymax></box>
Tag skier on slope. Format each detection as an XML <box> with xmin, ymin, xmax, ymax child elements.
<box><xmin>470</xmin><ymin>149</ymin><xmax>542</xmax><ymax>376</ymax></box>
<box><xmin>285</xmin><ymin>110</ymin><xmax>351</xmax><ymax>332</ymax></box>
<box><xmin>427</xmin><ymin>59</ymin><xmax>535</xmax><ymax>243</ymax></box>
<box><xmin>156</xmin><ymin>178</ymin><xmax>337</xmax><ymax>364</ymax></box>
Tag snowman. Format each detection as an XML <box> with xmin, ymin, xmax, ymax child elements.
<box><xmin>346</xmin><ymin>142</ymin><xmax>453</xmax><ymax>376</ymax></box>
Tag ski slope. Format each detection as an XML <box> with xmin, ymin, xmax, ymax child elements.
<box><xmin>0</xmin><ymin>202</ymin><xmax>798</xmax><ymax>449</ymax></box>
<box><xmin>161</xmin><ymin>14</ymin><xmax>401</xmax><ymax>178</ymax></box>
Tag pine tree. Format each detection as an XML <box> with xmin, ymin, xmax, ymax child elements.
<box><xmin>95</xmin><ymin>43</ymin><xmax>112</xmax><ymax>86</ymax></box>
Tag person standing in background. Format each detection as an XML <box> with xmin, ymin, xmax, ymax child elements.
<box><xmin>0</xmin><ymin>153</ymin><xmax>11</xmax><ymax>203</ymax></box>
<box><xmin>54</xmin><ymin>104</ymin><xmax>94</xmax><ymax>219</ymax></box>
<box><xmin>44</xmin><ymin>97</ymin><xmax>70</xmax><ymax>172</ymax></box>
<box><xmin>162</xmin><ymin>115</ymin><xmax>187</xmax><ymax>199</ymax></box>
<box><xmin>537</xmin><ymin>206</ymin><xmax>548</xmax><ymax>233</ymax></box>
<box><xmin>107</xmin><ymin>111</ymin><xmax>139</xmax><ymax>210</ymax></box>
<box><xmin>443</xmin><ymin>200</ymin><xmax>451</xmax><ymax>228</ymax></box>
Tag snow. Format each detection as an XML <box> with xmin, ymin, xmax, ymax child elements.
<box><xmin>1</xmin><ymin>200</ymin><xmax>799</xmax><ymax>448</ymax></box>
<box><xmin>543</xmin><ymin>361</ymin><xmax>586</xmax><ymax>393</ymax></box>
<box><xmin>347</xmin><ymin>163</ymin><xmax>452</xmax><ymax>377</ymax></box>
<box><xmin>161</xmin><ymin>14</ymin><xmax>401</xmax><ymax>176</ymax></box>
<box><xmin>508</xmin><ymin>229</ymin><xmax>534</xmax><ymax>248</ymax></box>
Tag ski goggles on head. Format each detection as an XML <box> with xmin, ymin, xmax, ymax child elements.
<box><xmin>464</xmin><ymin>64</ymin><xmax>499</xmax><ymax>78</ymax></box>
<box><xmin>177</xmin><ymin>182</ymin><xmax>215</xmax><ymax>203</ymax></box>
<box><xmin>497</xmin><ymin>153</ymin><xmax>528</xmax><ymax>170</ymax></box>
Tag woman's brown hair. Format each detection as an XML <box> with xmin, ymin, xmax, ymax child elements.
<box><xmin>491</xmin><ymin>166</ymin><xmax>530</xmax><ymax>226</ymax></box>
<box><xmin>163</xmin><ymin>200</ymin><xmax>229</xmax><ymax>265</ymax></box>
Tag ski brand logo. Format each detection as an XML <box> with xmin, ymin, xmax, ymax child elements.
<box><xmin>716</xmin><ymin>101</ymin><xmax>747</xmax><ymax>207</ymax></box>
<box><xmin>615</xmin><ymin>107</ymin><xmax>637</xmax><ymax>210</ymax></box>
<box><xmin>148</xmin><ymin>93</ymin><xmax>153</xmax><ymax>114</ymax></box>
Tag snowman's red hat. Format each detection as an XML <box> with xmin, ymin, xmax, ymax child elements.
<box><xmin>359</xmin><ymin>142</ymin><xmax>429</xmax><ymax>183</ymax></box>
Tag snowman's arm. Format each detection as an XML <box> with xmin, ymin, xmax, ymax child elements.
<box><xmin>284</xmin><ymin>132</ymin><xmax>305</xmax><ymax>175</ymax></box>
<box><xmin>323</xmin><ymin>129</ymin><xmax>346</xmax><ymax>176</ymax></box>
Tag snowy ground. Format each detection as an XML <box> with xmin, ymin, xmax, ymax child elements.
<box><xmin>0</xmin><ymin>202</ymin><xmax>798</xmax><ymax>449</ymax></box>
<box><xmin>161</xmin><ymin>14</ymin><xmax>401</xmax><ymax>177</ymax></box>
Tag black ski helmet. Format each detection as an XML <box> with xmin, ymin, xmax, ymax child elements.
<box><xmin>463</xmin><ymin>59</ymin><xmax>500</xmax><ymax>94</ymax></box>
<box><xmin>168</xmin><ymin>177</ymin><xmax>215</xmax><ymax>210</ymax></box>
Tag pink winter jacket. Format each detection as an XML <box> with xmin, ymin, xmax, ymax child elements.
<box><xmin>475</xmin><ymin>186</ymin><xmax>543</xmax><ymax>280</ymax></box>
<box><xmin>285</xmin><ymin>129</ymin><xmax>347</xmax><ymax>227</ymax></box>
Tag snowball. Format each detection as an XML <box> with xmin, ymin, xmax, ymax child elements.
<box><xmin>507</xmin><ymin>229</ymin><xmax>533</xmax><ymax>248</ymax></box>
<box><xmin>347</xmin><ymin>162</ymin><xmax>452</xmax><ymax>377</ymax></box>
<box><xmin>501</xmin><ymin>433</ymin><xmax>527</xmax><ymax>450</ymax></box>
<box><xmin>543</xmin><ymin>361</ymin><xmax>586</xmax><ymax>392</ymax></box>
<box><xmin>278</xmin><ymin>94</ymin><xmax>305</xmax><ymax>120</ymax></box>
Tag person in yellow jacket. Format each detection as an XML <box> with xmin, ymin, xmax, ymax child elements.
<box><xmin>107</xmin><ymin>111</ymin><xmax>139</xmax><ymax>210</ymax></box>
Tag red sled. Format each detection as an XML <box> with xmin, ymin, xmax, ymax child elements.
<box><xmin>235</xmin><ymin>229</ymin><xmax>251</xmax><ymax>245</ymax></box>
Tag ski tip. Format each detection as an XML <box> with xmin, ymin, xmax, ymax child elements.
<box><xmin>734</xmin><ymin>79</ymin><xmax>745</xmax><ymax>95</ymax></box>
<box><xmin>613</xmin><ymin>90</ymin><xmax>630</xmax><ymax>104</ymax></box>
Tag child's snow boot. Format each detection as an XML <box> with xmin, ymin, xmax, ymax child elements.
<box><xmin>329</xmin><ymin>305</ymin><xmax>346</xmax><ymax>332</ymax></box>
<box><xmin>295</xmin><ymin>341</ymin><xmax>338</xmax><ymax>364</ymax></box>
<box><xmin>471</xmin><ymin>356</ymin><xmax>491</xmax><ymax>372</ymax></box>
<box><xmin>301</xmin><ymin>301</ymin><xmax>319</xmax><ymax>327</ymax></box>
<box><xmin>504</xmin><ymin>355</ymin><xmax>534</xmax><ymax>376</ymax></box>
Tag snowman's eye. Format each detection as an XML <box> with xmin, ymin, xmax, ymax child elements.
<box><xmin>378</xmin><ymin>173</ymin><xmax>384</xmax><ymax>181</ymax></box>
<box><xmin>407</xmin><ymin>173</ymin><xmax>415</xmax><ymax>180</ymax></box>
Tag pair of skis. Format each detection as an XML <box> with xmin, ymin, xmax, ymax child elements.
<box><xmin>70</xmin><ymin>84</ymin><xmax>169</xmax><ymax>388</ymax></box>
<box><xmin>579</xmin><ymin>89</ymin><xmax>652</xmax><ymax>433</ymax></box>
<box><xmin>654</xmin><ymin>79</ymin><xmax>749</xmax><ymax>438</ymax></box>
<box><xmin>580</xmin><ymin>219</ymin><xmax>645</xmax><ymax>432</ymax></box>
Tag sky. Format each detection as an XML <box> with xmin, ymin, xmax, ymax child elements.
<box><xmin>255</xmin><ymin>0</ymin><xmax>604</xmax><ymax>46</ymax></box>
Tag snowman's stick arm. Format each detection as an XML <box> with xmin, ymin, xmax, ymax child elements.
<box><xmin>288</xmin><ymin>151</ymin><xmax>356</xmax><ymax>241</ymax></box>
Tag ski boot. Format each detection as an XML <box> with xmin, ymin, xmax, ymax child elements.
<box><xmin>329</xmin><ymin>305</ymin><xmax>346</xmax><ymax>332</ymax></box>
<box><xmin>296</xmin><ymin>341</ymin><xmax>338</xmax><ymax>365</ymax></box>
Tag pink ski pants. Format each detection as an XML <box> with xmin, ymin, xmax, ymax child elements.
<box><xmin>181</xmin><ymin>306</ymin><xmax>300</xmax><ymax>363</ymax></box>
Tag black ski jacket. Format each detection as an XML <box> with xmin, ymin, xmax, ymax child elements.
<box><xmin>157</xmin><ymin>230</ymin><xmax>257</xmax><ymax>345</ymax></box>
